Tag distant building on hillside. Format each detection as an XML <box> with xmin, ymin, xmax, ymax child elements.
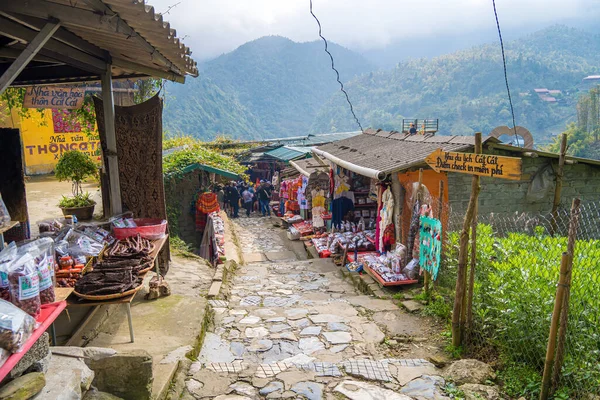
<box><xmin>540</xmin><ymin>96</ymin><xmax>558</xmax><ymax>103</ymax></box>
<box><xmin>581</xmin><ymin>75</ymin><xmax>600</xmax><ymax>90</ymax></box>
<box><xmin>533</xmin><ymin>88</ymin><xmax>561</xmax><ymax>102</ymax></box>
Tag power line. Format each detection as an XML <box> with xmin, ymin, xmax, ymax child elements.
<box><xmin>309</xmin><ymin>0</ymin><xmax>363</xmax><ymax>132</ymax></box>
<box><xmin>492</xmin><ymin>0</ymin><xmax>520</xmax><ymax>147</ymax></box>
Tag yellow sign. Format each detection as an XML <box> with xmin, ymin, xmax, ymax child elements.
<box><xmin>19</xmin><ymin>109</ymin><xmax>100</xmax><ymax>175</ymax></box>
<box><xmin>23</xmin><ymin>86</ymin><xmax>85</xmax><ymax>109</ymax></box>
<box><xmin>425</xmin><ymin>148</ymin><xmax>522</xmax><ymax>180</ymax></box>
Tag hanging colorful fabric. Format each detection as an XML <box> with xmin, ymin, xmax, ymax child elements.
<box><xmin>197</xmin><ymin>192</ymin><xmax>220</xmax><ymax>214</ymax></box>
<box><xmin>382</xmin><ymin>223</ymin><xmax>396</xmax><ymax>252</ymax></box>
<box><xmin>419</xmin><ymin>216</ymin><xmax>442</xmax><ymax>280</ymax></box>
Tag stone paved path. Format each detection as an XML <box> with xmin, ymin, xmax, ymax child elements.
<box><xmin>184</xmin><ymin>216</ymin><xmax>447</xmax><ymax>400</ymax></box>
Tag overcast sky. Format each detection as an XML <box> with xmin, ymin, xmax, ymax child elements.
<box><xmin>148</xmin><ymin>0</ymin><xmax>600</xmax><ymax>61</ymax></box>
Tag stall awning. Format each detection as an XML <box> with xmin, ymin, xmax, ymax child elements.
<box><xmin>264</xmin><ymin>146</ymin><xmax>314</xmax><ymax>162</ymax></box>
<box><xmin>313</xmin><ymin>129</ymin><xmax>500</xmax><ymax>179</ymax></box>
<box><xmin>0</xmin><ymin>0</ymin><xmax>198</xmax><ymax>86</ymax></box>
<box><xmin>289</xmin><ymin>158</ymin><xmax>328</xmax><ymax>177</ymax></box>
<box><xmin>176</xmin><ymin>163</ymin><xmax>241</xmax><ymax>181</ymax></box>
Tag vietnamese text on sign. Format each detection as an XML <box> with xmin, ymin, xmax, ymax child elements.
<box><xmin>23</xmin><ymin>86</ymin><xmax>85</xmax><ymax>109</ymax></box>
<box><xmin>425</xmin><ymin>148</ymin><xmax>522</xmax><ymax>180</ymax></box>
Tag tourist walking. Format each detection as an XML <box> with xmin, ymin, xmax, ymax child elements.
<box><xmin>228</xmin><ymin>182</ymin><xmax>241</xmax><ymax>218</ymax></box>
<box><xmin>257</xmin><ymin>180</ymin><xmax>272</xmax><ymax>217</ymax></box>
<box><xmin>242</xmin><ymin>186</ymin><xmax>254</xmax><ymax>217</ymax></box>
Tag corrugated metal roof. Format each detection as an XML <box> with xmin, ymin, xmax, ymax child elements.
<box><xmin>264</xmin><ymin>146</ymin><xmax>313</xmax><ymax>161</ymax></box>
<box><xmin>0</xmin><ymin>0</ymin><xmax>197</xmax><ymax>85</ymax></box>
<box><xmin>170</xmin><ymin>163</ymin><xmax>240</xmax><ymax>180</ymax></box>
<box><xmin>315</xmin><ymin>129</ymin><xmax>500</xmax><ymax>174</ymax></box>
<box><xmin>290</xmin><ymin>158</ymin><xmax>328</xmax><ymax>176</ymax></box>
<box><xmin>301</xmin><ymin>131</ymin><xmax>362</xmax><ymax>146</ymax></box>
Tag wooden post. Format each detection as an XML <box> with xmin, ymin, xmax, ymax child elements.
<box><xmin>101</xmin><ymin>65</ymin><xmax>123</xmax><ymax>215</ymax></box>
<box><xmin>418</xmin><ymin>169</ymin><xmax>430</xmax><ymax>299</ymax></box>
<box><xmin>435</xmin><ymin>180</ymin><xmax>444</xmax><ymax>291</ymax></box>
<box><xmin>451</xmin><ymin>132</ymin><xmax>482</xmax><ymax>347</ymax></box>
<box><xmin>462</xmin><ymin>135</ymin><xmax>482</xmax><ymax>342</ymax></box>
<box><xmin>540</xmin><ymin>252</ymin><xmax>570</xmax><ymax>400</ymax></box>
<box><xmin>551</xmin><ymin>198</ymin><xmax>581</xmax><ymax>391</ymax></box>
<box><xmin>551</xmin><ymin>134</ymin><xmax>567</xmax><ymax>235</ymax></box>
<box><xmin>465</xmin><ymin>201</ymin><xmax>478</xmax><ymax>338</ymax></box>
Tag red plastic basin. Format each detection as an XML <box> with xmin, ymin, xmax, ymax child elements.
<box><xmin>113</xmin><ymin>218</ymin><xmax>167</xmax><ymax>240</ymax></box>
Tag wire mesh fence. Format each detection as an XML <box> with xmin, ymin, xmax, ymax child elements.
<box><xmin>435</xmin><ymin>198</ymin><xmax>600</xmax><ymax>399</ymax></box>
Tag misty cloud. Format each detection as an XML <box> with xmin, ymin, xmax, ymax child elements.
<box><xmin>149</xmin><ymin>0</ymin><xmax>600</xmax><ymax>60</ymax></box>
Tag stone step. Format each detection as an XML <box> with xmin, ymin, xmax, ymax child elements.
<box><xmin>192</xmin><ymin>358</ymin><xmax>438</xmax><ymax>382</ymax></box>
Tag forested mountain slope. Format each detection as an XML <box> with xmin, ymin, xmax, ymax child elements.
<box><xmin>163</xmin><ymin>36</ymin><xmax>372</xmax><ymax>139</ymax></box>
<box><xmin>312</xmin><ymin>26</ymin><xmax>600</xmax><ymax>145</ymax></box>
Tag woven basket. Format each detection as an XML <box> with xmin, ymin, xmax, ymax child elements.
<box><xmin>73</xmin><ymin>284</ymin><xmax>143</xmax><ymax>301</ymax></box>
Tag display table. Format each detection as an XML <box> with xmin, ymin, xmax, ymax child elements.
<box><xmin>346</xmin><ymin>251</ymin><xmax>379</xmax><ymax>263</ymax></box>
<box><xmin>364</xmin><ymin>264</ymin><xmax>418</xmax><ymax>287</ymax></box>
<box><xmin>0</xmin><ymin>301</ymin><xmax>67</xmax><ymax>382</ymax></box>
<box><xmin>66</xmin><ymin>236</ymin><xmax>168</xmax><ymax>344</ymax></box>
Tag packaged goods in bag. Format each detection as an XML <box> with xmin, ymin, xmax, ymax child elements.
<box><xmin>0</xmin><ymin>243</ymin><xmax>17</xmax><ymax>302</ymax></box>
<box><xmin>17</xmin><ymin>238</ymin><xmax>56</xmax><ymax>305</ymax></box>
<box><xmin>403</xmin><ymin>258</ymin><xmax>420</xmax><ymax>280</ymax></box>
<box><xmin>7</xmin><ymin>254</ymin><xmax>41</xmax><ymax>318</ymax></box>
<box><xmin>0</xmin><ymin>299</ymin><xmax>36</xmax><ymax>353</ymax></box>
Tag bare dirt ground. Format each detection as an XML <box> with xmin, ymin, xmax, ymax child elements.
<box><xmin>25</xmin><ymin>174</ymin><xmax>102</xmax><ymax>235</ymax></box>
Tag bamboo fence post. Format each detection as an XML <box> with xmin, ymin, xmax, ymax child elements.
<box><xmin>540</xmin><ymin>252</ymin><xmax>570</xmax><ymax>400</ymax></box>
<box><xmin>551</xmin><ymin>134</ymin><xmax>567</xmax><ymax>236</ymax></box>
<box><xmin>451</xmin><ymin>132</ymin><xmax>482</xmax><ymax>347</ymax></box>
<box><xmin>551</xmin><ymin>198</ymin><xmax>581</xmax><ymax>391</ymax></box>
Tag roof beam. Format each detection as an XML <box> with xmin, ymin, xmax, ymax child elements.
<box><xmin>0</xmin><ymin>20</ymin><xmax>60</xmax><ymax>93</ymax></box>
<box><xmin>0</xmin><ymin>0</ymin><xmax>183</xmax><ymax>77</ymax></box>
<box><xmin>0</xmin><ymin>47</ymin><xmax>62</xmax><ymax>64</ymax></box>
<box><xmin>0</xmin><ymin>12</ymin><xmax>108</xmax><ymax>60</ymax></box>
<box><xmin>0</xmin><ymin>63</ymin><xmax>97</xmax><ymax>85</ymax></box>
<box><xmin>0</xmin><ymin>16</ymin><xmax>107</xmax><ymax>74</ymax></box>
<box><xmin>112</xmin><ymin>58</ymin><xmax>184</xmax><ymax>83</ymax></box>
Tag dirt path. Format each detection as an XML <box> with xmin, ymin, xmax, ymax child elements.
<box><xmin>25</xmin><ymin>174</ymin><xmax>102</xmax><ymax>236</ymax></box>
<box><xmin>183</xmin><ymin>216</ymin><xmax>449</xmax><ymax>399</ymax></box>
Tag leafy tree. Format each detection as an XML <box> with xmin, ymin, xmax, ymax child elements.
<box><xmin>545</xmin><ymin>86</ymin><xmax>600</xmax><ymax>159</ymax></box>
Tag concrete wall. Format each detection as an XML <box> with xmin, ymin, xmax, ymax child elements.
<box><xmin>447</xmin><ymin>147</ymin><xmax>600</xmax><ymax>217</ymax></box>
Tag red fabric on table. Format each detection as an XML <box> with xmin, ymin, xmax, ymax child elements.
<box><xmin>0</xmin><ymin>301</ymin><xmax>67</xmax><ymax>383</ymax></box>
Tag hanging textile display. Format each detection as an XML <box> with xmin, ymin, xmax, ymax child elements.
<box><xmin>199</xmin><ymin>212</ymin><xmax>225</xmax><ymax>265</ymax></box>
<box><xmin>195</xmin><ymin>192</ymin><xmax>220</xmax><ymax>232</ymax></box>
<box><xmin>312</xmin><ymin>189</ymin><xmax>326</xmax><ymax>228</ymax></box>
<box><xmin>94</xmin><ymin>94</ymin><xmax>170</xmax><ymax>275</ymax></box>
<box><xmin>331</xmin><ymin>197</ymin><xmax>354</xmax><ymax>229</ymax></box>
<box><xmin>378</xmin><ymin>187</ymin><xmax>394</xmax><ymax>251</ymax></box>
<box><xmin>419</xmin><ymin>216</ymin><xmax>442</xmax><ymax>280</ymax></box>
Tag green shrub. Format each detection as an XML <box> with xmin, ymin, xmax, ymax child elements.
<box><xmin>55</xmin><ymin>150</ymin><xmax>98</xmax><ymax>196</ymax></box>
<box><xmin>58</xmin><ymin>192</ymin><xmax>95</xmax><ymax>208</ymax></box>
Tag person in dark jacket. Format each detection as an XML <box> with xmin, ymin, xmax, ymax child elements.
<box><xmin>228</xmin><ymin>182</ymin><xmax>241</xmax><ymax>218</ymax></box>
<box><xmin>257</xmin><ymin>180</ymin><xmax>272</xmax><ymax>217</ymax></box>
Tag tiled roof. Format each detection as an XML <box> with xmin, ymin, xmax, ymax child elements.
<box><xmin>315</xmin><ymin>129</ymin><xmax>499</xmax><ymax>175</ymax></box>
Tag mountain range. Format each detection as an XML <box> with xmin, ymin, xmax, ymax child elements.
<box><xmin>163</xmin><ymin>36</ymin><xmax>372</xmax><ymax>139</ymax></box>
<box><xmin>163</xmin><ymin>25</ymin><xmax>600</xmax><ymax>145</ymax></box>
